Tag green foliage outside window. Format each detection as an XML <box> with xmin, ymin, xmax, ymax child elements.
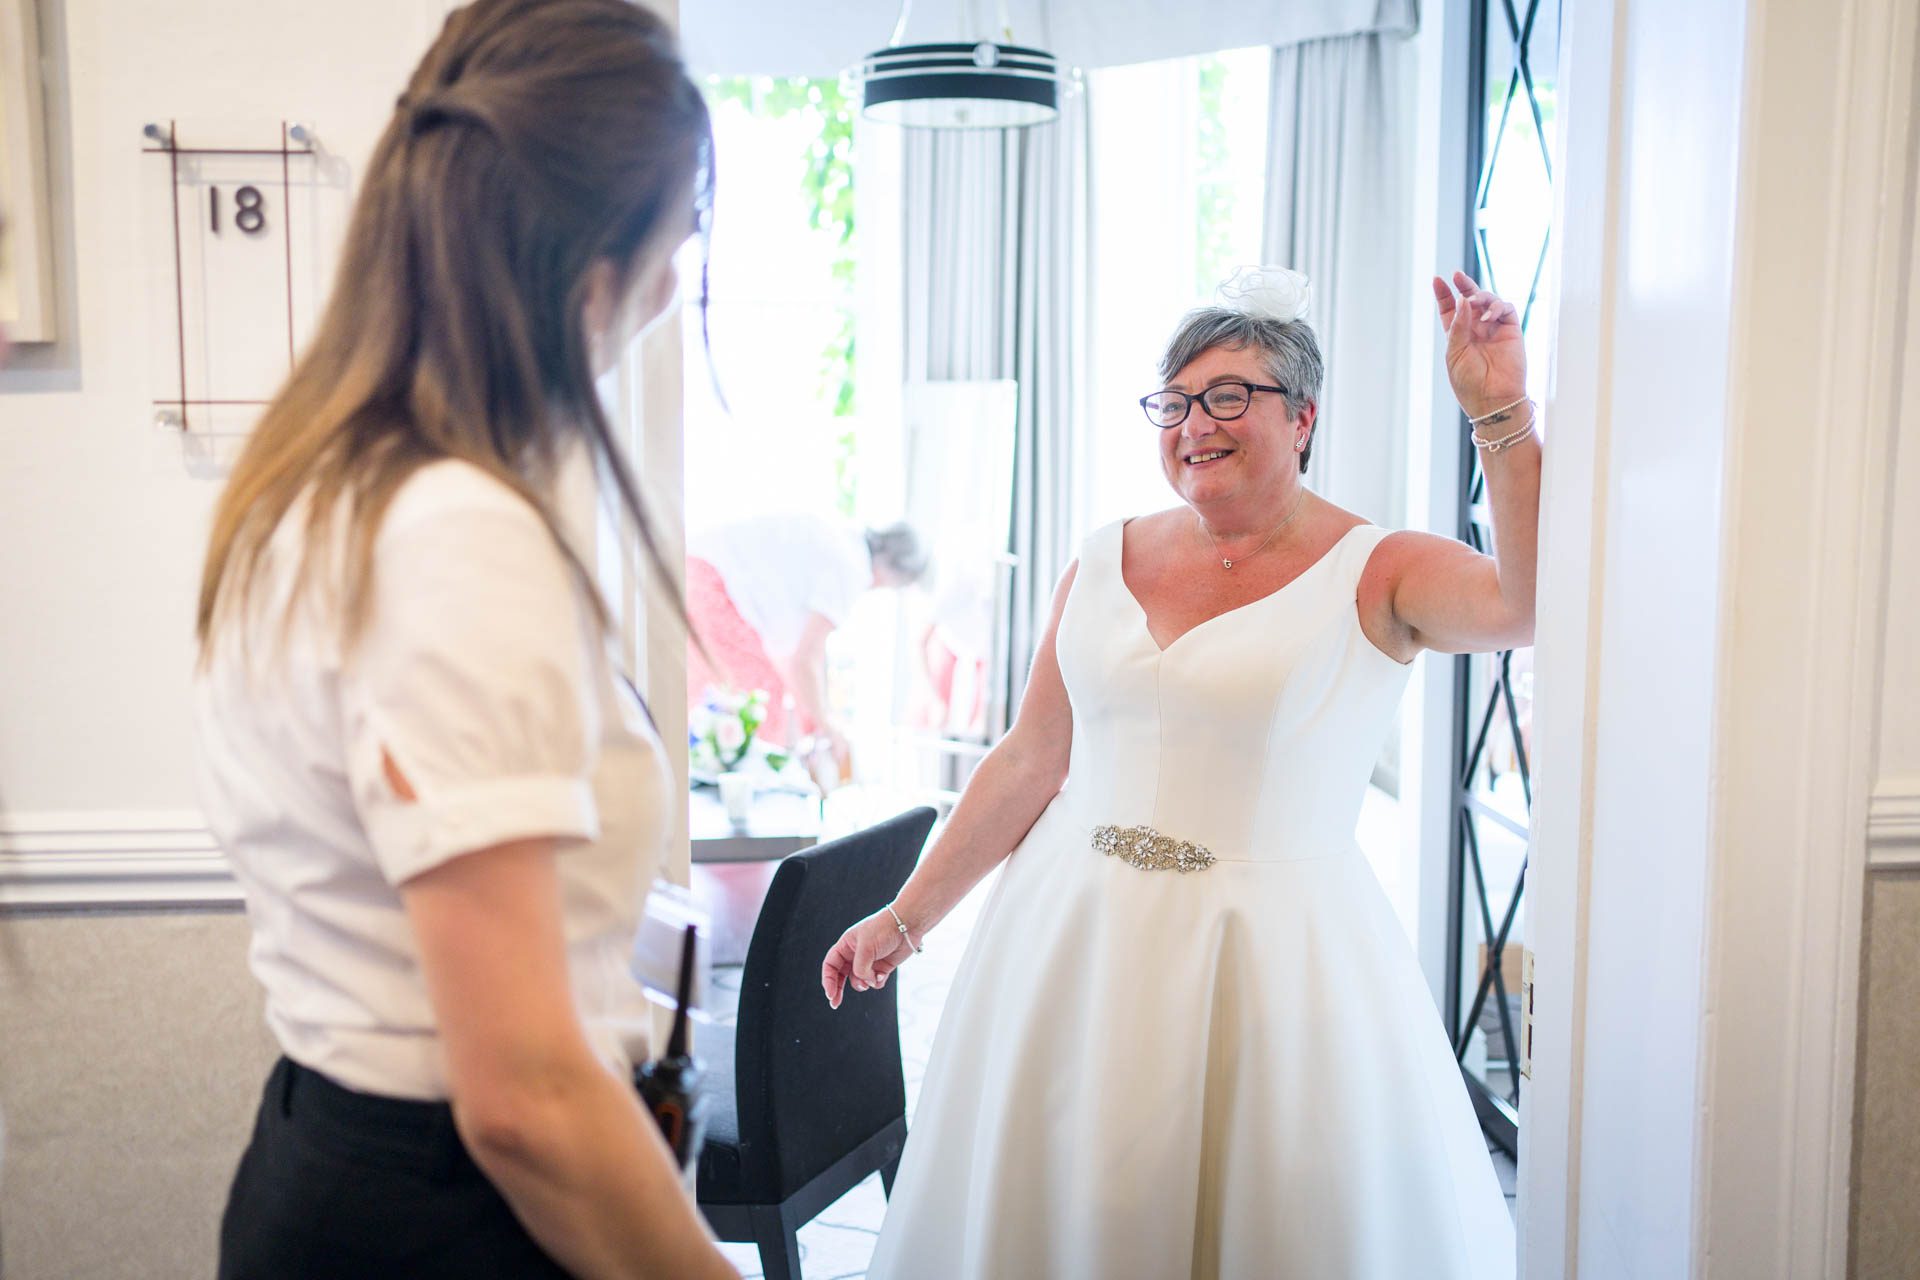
<box><xmin>708</xmin><ymin>76</ymin><xmax>860</xmax><ymax>517</ymax></box>
<box><xmin>1487</xmin><ymin>77</ymin><xmax>1558</xmax><ymax>131</ymax></box>
<box><xmin>1195</xmin><ymin>56</ymin><xmax>1237</xmax><ymax>300</ymax></box>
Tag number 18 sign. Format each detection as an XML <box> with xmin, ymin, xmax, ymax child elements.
<box><xmin>145</xmin><ymin>121</ymin><xmax>333</xmax><ymax>442</ymax></box>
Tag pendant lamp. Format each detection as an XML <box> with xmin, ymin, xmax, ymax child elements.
<box><xmin>859</xmin><ymin>0</ymin><xmax>1063</xmax><ymax>129</ymax></box>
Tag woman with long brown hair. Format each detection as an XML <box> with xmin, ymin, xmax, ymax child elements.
<box><xmin>194</xmin><ymin>2</ymin><xmax>735</xmax><ymax>1275</ymax></box>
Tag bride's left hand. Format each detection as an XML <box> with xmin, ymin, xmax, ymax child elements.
<box><xmin>821</xmin><ymin>910</ymin><xmax>917</xmax><ymax>1009</ymax></box>
<box><xmin>1432</xmin><ymin>271</ymin><xmax>1527</xmax><ymax>421</ymax></box>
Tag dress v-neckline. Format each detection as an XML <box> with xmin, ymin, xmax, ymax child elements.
<box><xmin>1119</xmin><ymin>521</ymin><xmax>1367</xmax><ymax>657</ymax></box>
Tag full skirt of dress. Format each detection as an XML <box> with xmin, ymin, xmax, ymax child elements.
<box><xmin>866</xmin><ymin>800</ymin><xmax>1516</xmax><ymax>1280</ymax></box>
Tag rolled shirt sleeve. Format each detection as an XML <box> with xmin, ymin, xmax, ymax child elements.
<box><xmin>339</xmin><ymin>465</ymin><xmax>603</xmax><ymax>886</ymax></box>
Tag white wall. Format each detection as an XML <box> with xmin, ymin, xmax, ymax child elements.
<box><xmin>1874</xmin><ymin>201</ymin><xmax>1920</xmax><ymax>808</ymax></box>
<box><xmin>1850</xmin><ymin>85</ymin><xmax>1920</xmax><ymax>1275</ymax></box>
<box><xmin>0</xmin><ymin>0</ymin><xmax>461</xmax><ymax>857</ymax></box>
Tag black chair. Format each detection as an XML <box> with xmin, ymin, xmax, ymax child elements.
<box><xmin>697</xmin><ymin>806</ymin><xmax>937</xmax><ymax>1280</ymax></box>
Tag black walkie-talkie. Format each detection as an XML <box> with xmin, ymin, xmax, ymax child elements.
<box><xmin>635</xmin><ymin>923</ymin><xmax>709</xmax><ymax>1174</ymax></box>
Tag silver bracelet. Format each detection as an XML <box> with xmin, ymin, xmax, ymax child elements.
<box><xmin>1467</xmin><ymin>393</ymin><xmax>1531</xmax><ymax>427</ymax></box>
<box><xmin>885</xmin><ymin>902</ymin><xmax>923</xmax><ymax>954</ymax></box>
<box><xmin>1472</xmin><ymin>405</ymin><xmax>1538</xmax><ymax>453</ymax></box>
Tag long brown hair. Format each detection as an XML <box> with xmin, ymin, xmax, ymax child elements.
<box><xmin>196</xmin><ymin>0</ymin><xmax>711</xmax><ymax>660</ymax></box>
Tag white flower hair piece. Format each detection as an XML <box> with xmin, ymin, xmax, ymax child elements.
<box><xmin>1216</xmin><ymin>265</ymin><xmax>1311</xmax><ymax>323</ymax></box>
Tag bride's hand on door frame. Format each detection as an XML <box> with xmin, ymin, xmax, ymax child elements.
<box><xmin>822</xmin><ymin>911</ymin><xmax>917</xmax><ymax>1009</ymax></box>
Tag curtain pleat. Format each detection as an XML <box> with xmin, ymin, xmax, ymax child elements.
<box><xmin>1264</xmin><ymin>31</ymin><xmax>1415</xmax><ymax>530</ymax></box>
<box><xmin>902</xmin><ymin>92</ymin><xmax>1089</xmax><ymax>729</ymax></box>
<box><xmin>1264</xmin><ymin>30</ymin><xmax>1416</xmax><ymax>789</ymax></box>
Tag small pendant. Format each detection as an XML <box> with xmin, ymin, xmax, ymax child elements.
<box><xmin>1221</xmin><ymin>559</ymin><xmax>1233</xmax><ymax>569</ymax></box>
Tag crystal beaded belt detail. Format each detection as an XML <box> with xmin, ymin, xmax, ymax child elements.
<box><xmin>1092</xmin><ymin>824</ymin><xmax>1216</xmax><ymax>873</ymax></box>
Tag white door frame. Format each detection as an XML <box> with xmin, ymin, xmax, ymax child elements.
<box><xmin>1399</xmin><ymin>0</ymin><xmax>1477</xmax><ymax>1014</ymax></box>
<box><xmin>1516</xmin><ymin>0</ymin><xmax>1919</xmax><ymax>1274</ymax></box>
<box><xmin>629</xmin><ymin>0</ymin><xmax>691</xmax><ymax>884</ymax></box>
<box><xmin>1510</xmin><ymin>0</ymin><xmax>1621</xmax><ymax>1266</ymax></box>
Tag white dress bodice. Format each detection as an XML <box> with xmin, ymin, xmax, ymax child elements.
<box><xmin>1058</xmin><ymin>518</ymin><xmax>1410</xmax><ymax>861</ymax></box>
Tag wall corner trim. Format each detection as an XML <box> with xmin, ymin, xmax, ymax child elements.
<box><xmin>1868</xmin><ymin>779</ymin><xmax>1920</xmax><ymax>868</ymax></box>
<box><xmin>0</xmin><ymin>812</ymin><xmax>240</xmax><ymax>910</ymax></box>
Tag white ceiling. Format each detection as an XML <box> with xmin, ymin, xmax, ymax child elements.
<box><xmin>679</xmin><ymin>0</ymin><xmax>1417</xmax><ymax>78</ymax></box>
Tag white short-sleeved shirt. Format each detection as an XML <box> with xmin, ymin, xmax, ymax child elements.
<box><xmin>194</xmin><ymin>460</ymin><xmax>670</xmax><ymax>1101</ymax></box>
<box><xmin>689</xmin><ymin>514</ymin><xmax>872</xmax><ymax>656</ymax></box>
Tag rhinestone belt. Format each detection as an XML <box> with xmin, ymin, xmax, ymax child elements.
<box><xmin>1092</xmin><ymin>824</ymin><xmax>1216</xmax><ymax>873</ymax></box>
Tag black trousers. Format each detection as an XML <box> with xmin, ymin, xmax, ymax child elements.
<box><xmin>219</xmin><ymin>1057</ymin><xmax>571</xmax><ymax>1279</ymax></box>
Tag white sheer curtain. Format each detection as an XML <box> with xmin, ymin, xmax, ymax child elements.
<box><xmin>1263</xmin><ymin>16</ymin><xmax>1418</xmax><ymax>792</ymax></box>
<box><xmin>900</xmin><ymin>91</ymin><xmax>1089</xmax><ymax>728</ymax></box>
<box><xmin>1264</xmin><ymin>21</ymin><xmax>1418</xmax><ymax>529</ymax></box>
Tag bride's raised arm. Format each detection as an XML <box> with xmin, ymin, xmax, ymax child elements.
<box><xmin>1363</xmin><ymin>271</ymin><xmax>1540</xmax><ymax>659</ymax></box>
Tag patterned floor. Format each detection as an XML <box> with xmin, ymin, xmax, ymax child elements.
<box><xmin>704</xmin><ymin>854</ymin><xmax>1518</xmax><ymax>1279</ymax></box>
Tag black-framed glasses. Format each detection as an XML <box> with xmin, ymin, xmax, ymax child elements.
<box><xmin>1138</xmin><ymin>381</ymin><xmax>1291</xmax><ymax>429</ymax></box>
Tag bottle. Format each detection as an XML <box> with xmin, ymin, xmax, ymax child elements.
<box><xmin>635</xmin><ymin>923</ymin><xmax>709</xmax><ymax>1176</ymax></box>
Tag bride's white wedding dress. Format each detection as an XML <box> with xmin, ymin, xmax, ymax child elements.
<box><xmin>868</xmin><ymin>519</ymin><xmax>1515</xmax><ymax>1279</ymax></box>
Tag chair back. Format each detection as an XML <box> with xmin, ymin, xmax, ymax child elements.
<box><xmin>733</xmin><ymin>806</ymin><xmax>936</xmax><ymax>1198</ymax></box>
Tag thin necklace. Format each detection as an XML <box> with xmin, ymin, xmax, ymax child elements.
<box><xmin>1197</xmin><ymin>491</ymin><xmax>1308</xmax><ymax>570</ymax></box>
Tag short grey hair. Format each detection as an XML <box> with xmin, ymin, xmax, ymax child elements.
<box><xmin>865</xmin><ymin>521</ymin><xmax>929</xmax><ymax>584</ymax></box>
<box><xmin>1157</xmin><ymin>309</ymin><xmax>1325</xmax><ymax>472</ymax></box>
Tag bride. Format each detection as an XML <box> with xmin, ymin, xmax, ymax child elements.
<box><xmin>824</xmin><ymin>267</ymin><xmax>1531</xmax><ymax>1278</ymax></box>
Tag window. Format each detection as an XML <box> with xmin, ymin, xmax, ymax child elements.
<box><xmin>1084</xmin><ymin>49</ymin><xmax>1271</xmax><ymax>532</ymax></box>
<box><xmin>683</xmin><ymin>77</ymin><xmax>858</xmax><ymax>524</ymax></box>
<box><xmin>679</xmin><ymin>78</ymin><xmax>944</xmax><ymax>791</ymax></box>
<box><xmin>1448</xmin><ymin>0</ymin><xmax>1562</xmax><ymax>1155</ymax></box>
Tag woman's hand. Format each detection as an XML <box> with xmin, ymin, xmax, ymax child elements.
<box><xmin>821</xmin><ymin>908</ymin><xmax>918</xmax><ymax>1009</ymax></box>
<box><xmin>817</xmin><ymin>561</ymin><xmax>1082</xmax><ymax>1014</ymax></box>
<box><xmin>1432</xmin><ymin>271</ymin><xmax>1527</xmax><ymax>421</ymax></box>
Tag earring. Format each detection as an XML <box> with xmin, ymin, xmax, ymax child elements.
<box><xmin>1294</xmin><ymin>438</ymin><xmax>1306</xmax><ymax>452</ymax></box>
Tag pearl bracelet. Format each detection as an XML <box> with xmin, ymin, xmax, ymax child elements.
<box><xmin>1472</xmin><ymin>403</ymin><xmax>1537</xmax><ymax>453</ymax></box>
<box><xmin>885</xmin><ymin>902</ymin><xmax>923</xmax><ymax>954</ymax></box>
<box><xmin>1467</xmin><ymin>393</ymin><xmax>1531</xmax><ymax>427</ymax></box>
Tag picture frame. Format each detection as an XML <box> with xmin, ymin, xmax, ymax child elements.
<box><xmin>1</xmin><ymin>0</ymin><xmax>56</xmax><ymax>343</ymax></box>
